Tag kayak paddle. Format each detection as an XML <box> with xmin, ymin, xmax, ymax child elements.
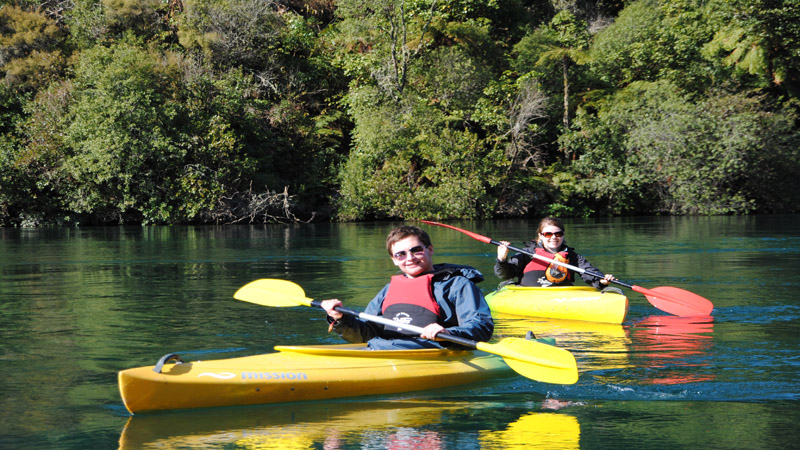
<box><xmin>234</xmin><ymin>278</ymin><xmax>579</xmax><ymax>385</ymax></box>
<box><xmin>420</xmin><ymin>220</ymin><xmax>714</xmax><ymax>317</ymax></box>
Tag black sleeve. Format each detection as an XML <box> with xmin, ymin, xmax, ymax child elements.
<box><xmin>493</xmin><ymin>252</ymin><xmax>531</xmax><ymax>283</ymax></box>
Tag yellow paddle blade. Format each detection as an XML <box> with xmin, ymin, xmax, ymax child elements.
<box><xmin>477</xmin><ymin>338</ymin><xmax>579</xmax><ymax>385</ymax></box>
<box><xmin>233</xmin><ymin>279</ymin><xmax>313</xmax><ymax>307</ymax></box>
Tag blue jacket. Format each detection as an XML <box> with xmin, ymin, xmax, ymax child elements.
<box><xmin>329</xmin><ymin>264</ymin><xmax>494</xmax><ymax>349</ymax></box>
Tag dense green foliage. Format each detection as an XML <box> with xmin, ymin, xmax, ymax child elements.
<box><xmin>1</xmin><ymin>0</ymin><xmax>799</xmax><ymax>225</ymax></box>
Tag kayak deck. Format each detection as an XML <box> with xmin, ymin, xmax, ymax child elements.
<box><xmin>118</xmin><ymin>344</ymin><xmax>512</xmax><ymax>414</ymax></box>
<box><xmin>486</xmin><ymin>285</ymin><xmax>629</xmax><ymax>324</ymax></box>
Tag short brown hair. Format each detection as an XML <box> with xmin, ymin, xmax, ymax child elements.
<box><xmin>386</xmin><ymin>226</ymin><xmax>432</xmax><ymax>255</ymax></box>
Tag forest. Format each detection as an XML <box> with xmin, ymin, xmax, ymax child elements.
<box><xmin>1</xmin><ymin>0</ymin><xmax>799</xmax><ymax>226</ymax></box>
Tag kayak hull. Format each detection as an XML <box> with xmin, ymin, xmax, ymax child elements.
<box><xmin>486</xmin><ymin>285</ymin><xmax>628</xmax><ymax>324</ymax></box>
<box><xmin>118</xmin><ymin>344</ymin><xmax>512</xmax><ymax>414</ymax></box>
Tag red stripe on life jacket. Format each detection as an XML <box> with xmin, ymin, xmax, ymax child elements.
<box><xmin>381</xmin><ymin>274</ymin><xmax>442</xmax><ymax>333</ymax></box>
<box><xmin>382</xmin><ymin>274</ymin><xmax>441</xmax><ymax>315</ymax></box>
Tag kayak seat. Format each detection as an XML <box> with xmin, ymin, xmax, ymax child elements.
<box><xmin>524</xmin><ymin>331</ymin><xmax>557</xmax><ymax>346</ymax></box>
<box><xmin>153</xmin><ymin>353</ymin><xmax>184</xmax><ymax>373</ymax></box>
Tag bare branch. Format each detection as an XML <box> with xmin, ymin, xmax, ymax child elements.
<box><xmin>505</xmin><ymin>79</ymin><xmax>550</xmax><ymax>172</ymax></box>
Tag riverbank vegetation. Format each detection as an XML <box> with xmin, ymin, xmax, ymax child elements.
<box><xmin>2</xmin><ymin>0</ymin><xmax>799</xmax><ymax>225</ymax></box>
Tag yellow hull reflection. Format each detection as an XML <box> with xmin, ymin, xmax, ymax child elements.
<box><xmin>492</xmin><ymin>313</ymin><xmax>632</xmax><ymax>373</ymax></box>
<box><xmin>118</xmin><ymin>399</ymin><xmax>580</xmax><ymax>450</ymax></box>
<box><xmin>479</xmin><ymin>412</ymin><xmax>580</xmax><ymax>450</ymax></box>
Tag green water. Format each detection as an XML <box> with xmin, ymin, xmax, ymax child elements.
<box><xmin>1</xmin><ymin>216</ymin><xmax>799</xmax><ymax>449</ymax></box>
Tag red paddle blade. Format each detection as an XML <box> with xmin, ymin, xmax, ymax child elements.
<box><xmin>633</xmin><ymin>285</ymin><xmax>714</xmax><ymax>317</ymax></box>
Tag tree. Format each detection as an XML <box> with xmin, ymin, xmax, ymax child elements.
<box><xmin>562</xmin><ymin>80</ymin><xmax>800</xmax><ymax>215</ymax></box>
<box><xmin>703</xmin><ymin>0</ymin><xmax>800</xmax><ymax>94</ymax></box>
<box><xmin>333</xmin><ymin>0</ymin><xmax>442</xmax><ymax>97</ymax></box>
<box><xmin>333</xmin><ymin>2</ymin><xmax>516</xmax><ymax>220</ymax></box>
<box><xmin>513</xmin><ymin>9</ymin><xmax>590</xmax><ymax>130</ymax></box>
<box><xmin>589</xmin><ymin>0</ymin><xmax>717</xmax><ymax>94</ymax></box>
<box><xmin>0</xmin><ymin>4</ymin><xmax>66</xmax><ymax>91</ymax></box>
<box><xmin>58</xmin><ymin>43</ymin><xmax>273</xmax><ymax>223</ymax></box>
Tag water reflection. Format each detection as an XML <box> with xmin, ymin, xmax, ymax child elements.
<box><xmin>478</xmin><ymin>412</ymin><xmax>580</xmax><ymax>449</ymax></box>
<box><xmin>490</xmin><ymin>312</ymin><xmax>716</xmax><ymax>387</ymax></box>
<box><xmin>3</xmin><ymin>216</ymin><xmax>799</xmax><ymax>449</ymax></box>
<box><xmin>118</xmin><ymin>400</ymin><xmax>580</xmax><ymax>449</ymax></box>
<box><xmin>628</xmin><ymin>315</ymin><xmax>715</xmax><ymax>385</ymax></box>
<box><xmin>491</xmin><ymin>313</ymin><xmax>632</xmax><ymax>373</ymax></box>
<box><xmin>118</xmin><ymin>400</ymin><xmax>453</xmax><ymax>449</ymax></box>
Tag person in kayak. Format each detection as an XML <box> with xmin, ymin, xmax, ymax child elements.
<box><xmin>494</xmin><ymin>217</ymin><xmax>616</xmax><ymax>288</ymax></box>
<box><xmin>320</xmin><ymin>225</ymin><xmax>494</xmax><ymax>350</ymax></box>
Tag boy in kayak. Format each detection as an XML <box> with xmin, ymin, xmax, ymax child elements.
<box><xmin>320</xmin><ymin>225</ymin><xmax>494</xmax><ymax>350</ymax></box>
<box><xmin>494</xmin><ymin>217</ymin><xmax>616</xmax><ymax>288</ymax></box>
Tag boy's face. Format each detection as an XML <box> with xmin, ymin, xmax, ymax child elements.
<box><xmin>390</xmin><ymin>236</ymin><xmax>434</xmax><ymax>277</ymax></box>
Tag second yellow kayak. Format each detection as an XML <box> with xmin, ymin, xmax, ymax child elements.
<box><xmin>486</xmin><ymin>285</ymin><xmax>629</xmax><ymax>324</ymax></box>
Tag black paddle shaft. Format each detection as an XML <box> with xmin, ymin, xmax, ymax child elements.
<box><xmin>310</xmin><ymin>300</ymin><xmax>479</xmax><ymax>348</ymax></box>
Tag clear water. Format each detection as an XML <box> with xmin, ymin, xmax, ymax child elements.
<box><xmin>1</xmin><ymin>216</ymin><xmax>799</xmax><ymax>449</ymax></box>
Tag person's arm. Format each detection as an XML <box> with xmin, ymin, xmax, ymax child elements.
<box><xmin>323</xmin><ymin>286</ymin><xmax>388</xmax><ymax>343</ymax></box>
<box><xmin>573</xmin><ymin>252</ymin><xmax>615</xmax><ymax>289</ymax></box>
<box><xmin>494</xmin><ymin>248</ymin><xmax>529</xmax><ymax>282</ymax></box>
<box><xmin>436</xmin><ymin>277</ymin><xmax>494</xmax><ymax>342</ymax></box>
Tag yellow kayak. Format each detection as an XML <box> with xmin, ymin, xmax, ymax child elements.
<box><xmin>486</xmin><ymin>285</ymin><xmax>629</xmax><ymax>324</ymax></box>
<box><xmin>118</xmin><ymin>344</ymin><xmax>513</xmax><ymax>414</ymax></box>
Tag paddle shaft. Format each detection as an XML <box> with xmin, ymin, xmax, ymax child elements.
<box><xmin>417</xmin><ymin>220</ymin><xmax>617</xmax><ymax>285</ymax></box>
<box><xmin>312</xmin><ymin>300</ymin><xmax>573</xmax><ymax>371</ymax></box>
<box><xmin>491</xmin><ymin>240</ymin><xmax>631</xmax><ymax>287</ymax></box>
<box><xmin>311</xmin><ymin>300</ymin><xmax>481</xmax><ymax>349</ymax></box>
<box><xmin>234</xmin><ymin>278</ymin><xmax>580</xmax><ymax>380</ymax></box>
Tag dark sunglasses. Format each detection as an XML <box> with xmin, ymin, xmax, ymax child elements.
<box><xmin>540</xmin><ymin>231</ymin><xmax>564</xmax><ymax>238</ymax></box>
<box><xmin>393</xmin><ymin>245</ymin><xmax>427</xmax><ymax>260</ymax></box>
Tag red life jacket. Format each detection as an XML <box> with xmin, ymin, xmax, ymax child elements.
<box><xmin>520</xmin><ymin>247</ymin><xmax>574</xmax><ymax>286</ymax></box>
<box><xmin>381</xmin><ymin>274</ymin><xmax>441</xmax><ymax>335</ymax></box>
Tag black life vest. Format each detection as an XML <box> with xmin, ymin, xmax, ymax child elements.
<box><xmin>520</xmin><ymin>247</ymin><xmax>574</xmax><ymax>287</ymax></box>
<box><xmin>381</xmin><ymin>274</ymin><xmax>442</xmax><ymax>335</ymax></box>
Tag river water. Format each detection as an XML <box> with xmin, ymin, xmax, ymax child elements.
<box><xmin>1</xmin><ymin>216</ymin><xmax>799</xmax><ymax>449</ymax></box>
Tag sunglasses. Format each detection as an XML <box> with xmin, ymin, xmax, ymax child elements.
<box><xmin>540</xmin><ymin>231</ymin><xmax>564</xmax><ymax>238</ymax></box>
<box><xmin>393</xmin><ymin>245</ymin><xmax>427</xmax><ymax>260</ymax></box>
